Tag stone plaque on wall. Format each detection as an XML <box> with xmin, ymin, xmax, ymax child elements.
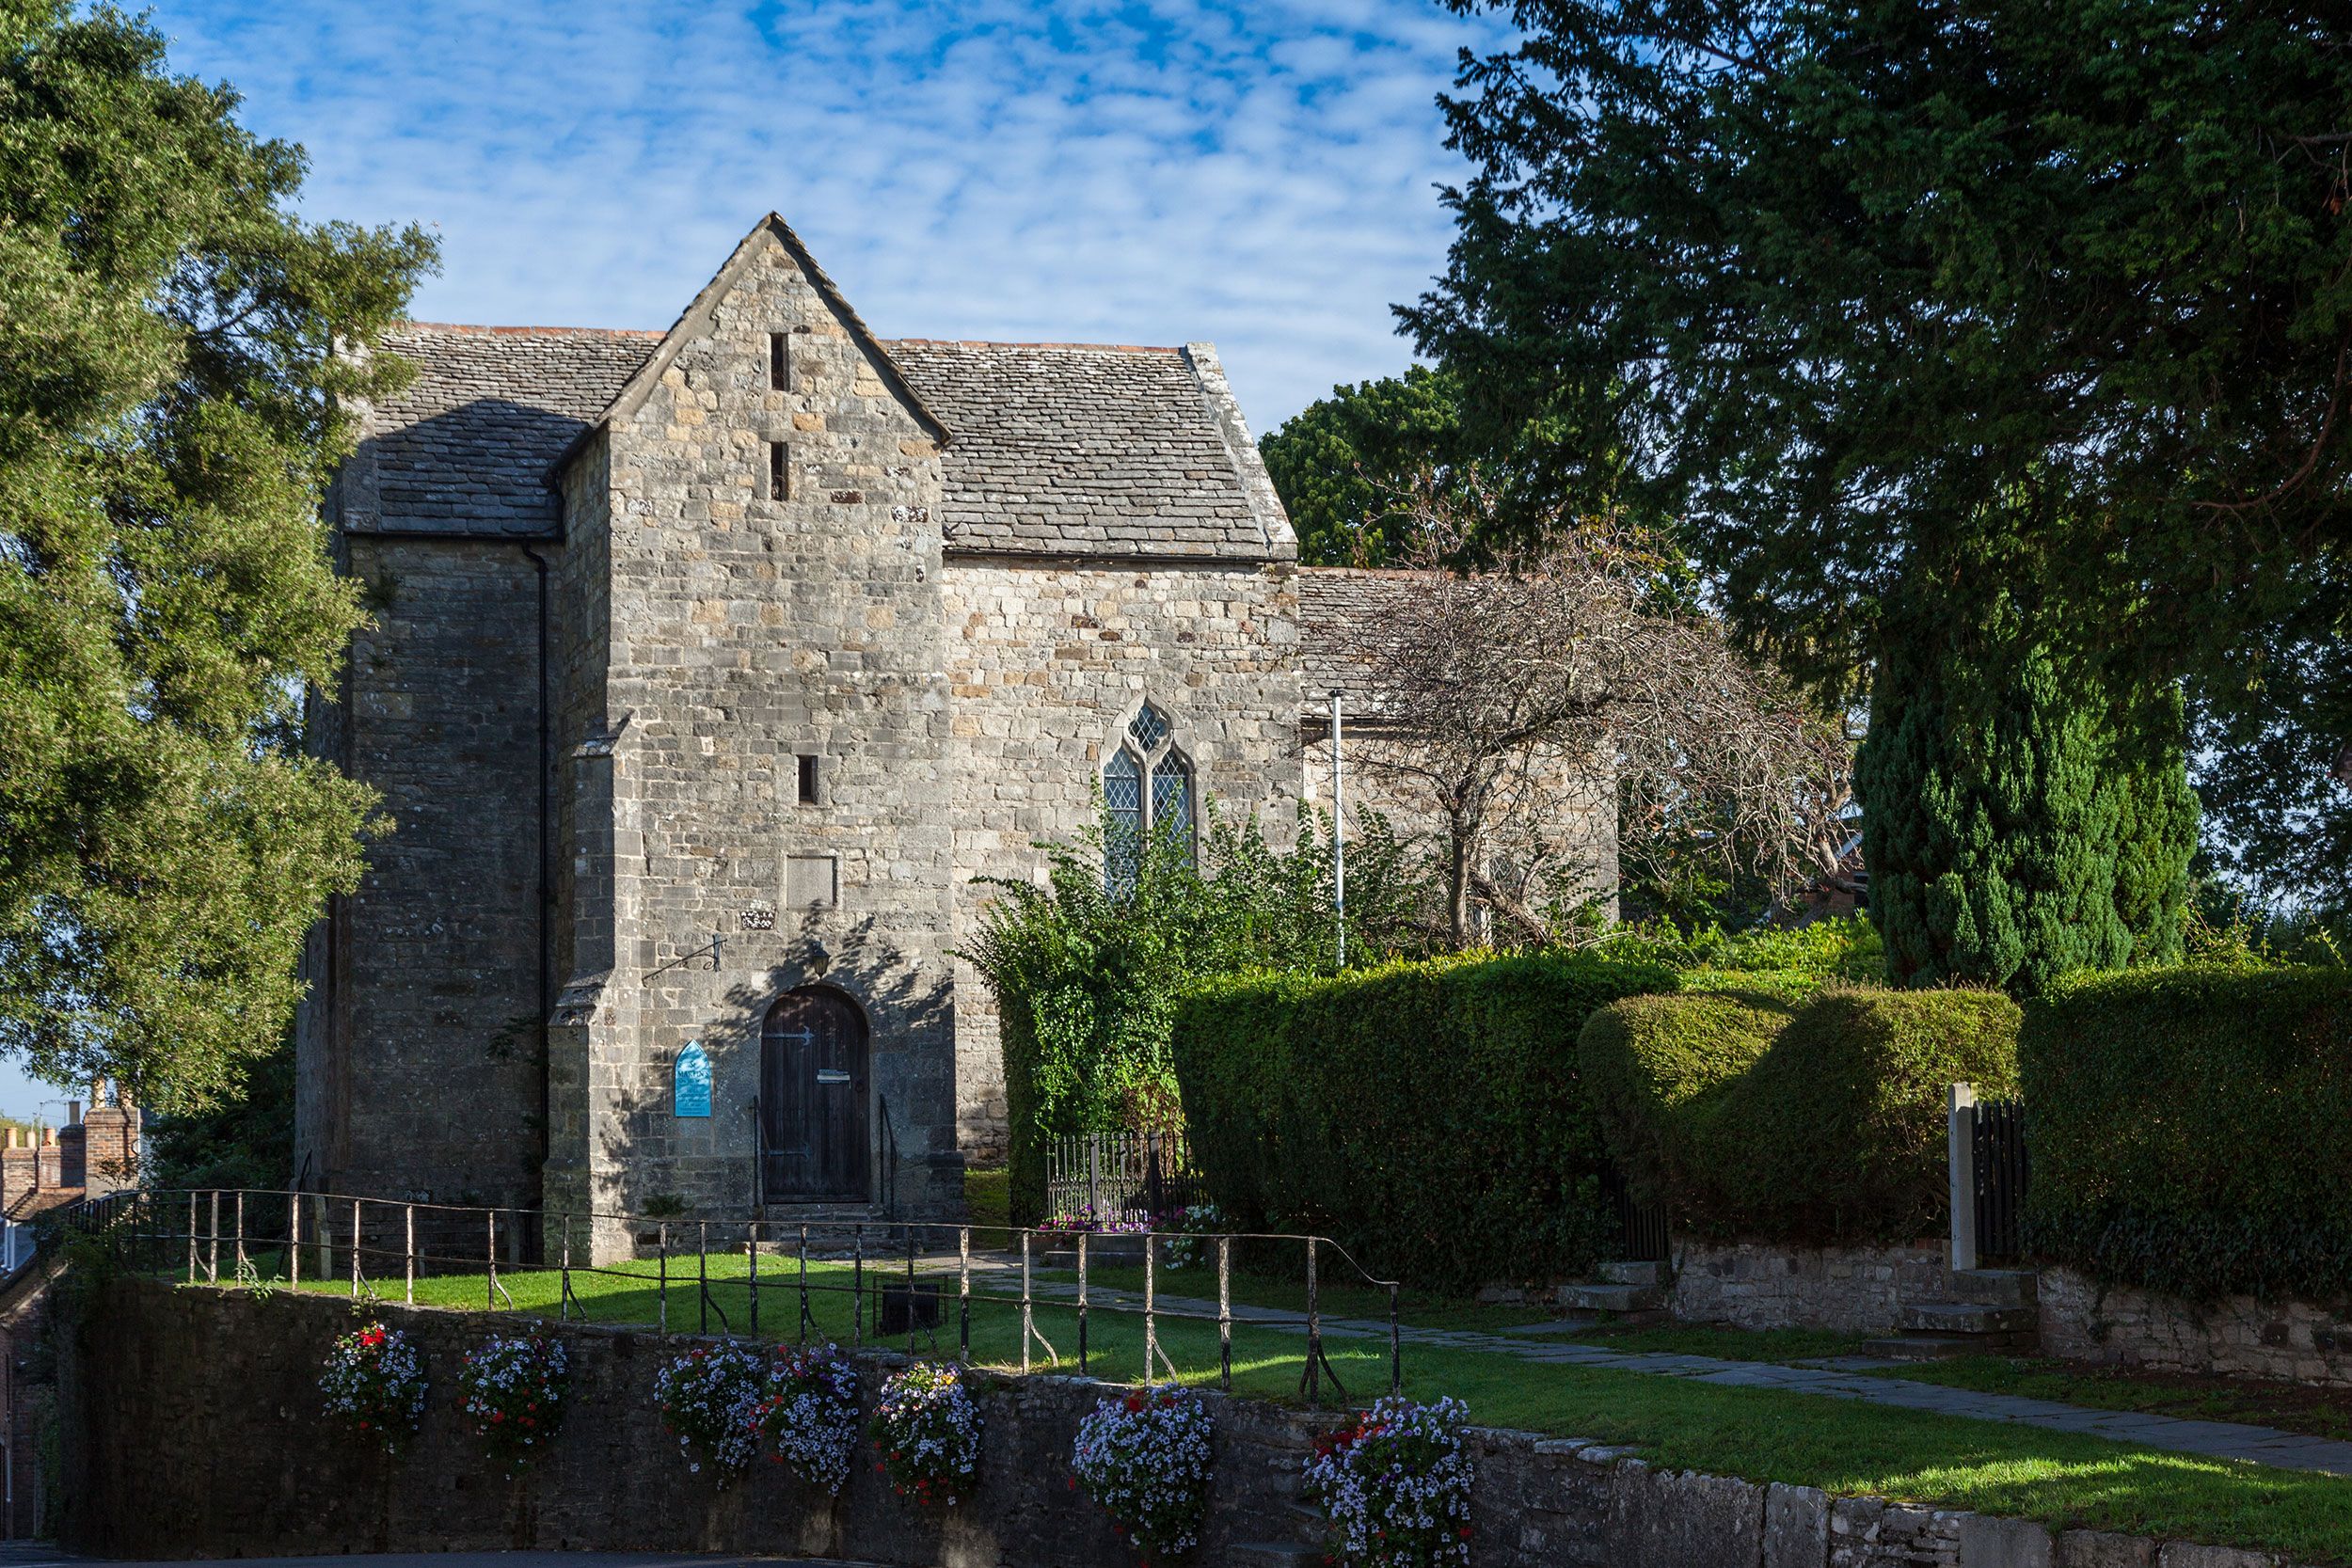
<box><xmin>786</xmin><ymin>854</ymin><xmax>837</xmax><ymax>910</ymax></box>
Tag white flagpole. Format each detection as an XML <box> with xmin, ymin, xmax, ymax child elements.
<box><xmin>1331</xmin><ymin>689</ymin><xmax>1345</xmax><ymax>969</ymax></box>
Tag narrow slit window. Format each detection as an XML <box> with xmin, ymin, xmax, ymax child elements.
<box><xmin>797</xmin><ymin>753</ymin><xmax>819</xmax><ymax>804</ymax></box>
<box><xmin>770</xmin><ymin>332</ymin><xmax>789</xmax><ymax>390</ymax></box>
<box><xmin>769</xmin><ymin>441</ymin><xmax>789</xmax><ymax>501</ymax></box>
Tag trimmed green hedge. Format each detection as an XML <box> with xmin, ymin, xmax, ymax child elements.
<box><xmin>2023</xmin><ymin>965</ymin><xmax>2352</xmax><ymax>1302</ymax></box>
<box><xmin>1577</xmin><ymin>989</ymin><xmax>1796</xmax><ymax>1218</ymax></box>
<box><xmin>1171</xmin><ymin>951</ymin><xmax>1677</xmax><ymax>1291</ymax></box>
<box><xmin>1580</xmin><ymin>986</ymin><xmax>2022</xmax><ymax>1243</ymax></box>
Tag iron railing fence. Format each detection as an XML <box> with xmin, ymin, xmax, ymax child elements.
<box><xmin>1969</xmin><ymin>1098</ymin><xmax>2029</xmax><ymax>1264</ymax></box>
<box><xmin>1597</xmin><ymin>1167</ymin><xmax>1671</xmax><ymax>1264</ymax></box>
<box><xmin>55</xmin><ymin>1188</ymin><xmax>1399</xmax><ymax>1407</ymax></box>
<box><xmin>1044</xmin><ymin>1131</ymin><xmax>1203</xmax><ymax>1223</ymax></box>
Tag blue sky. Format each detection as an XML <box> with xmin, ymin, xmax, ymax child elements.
<box><xmin>0</xmin><ymin>0</ymin><xmax>1507</xmax><ymax>1124</ymax></box>
<box><xmin>142</xmin><ymin>0</ymin><xmax>1513</xmax><ymax>431</ymax></box>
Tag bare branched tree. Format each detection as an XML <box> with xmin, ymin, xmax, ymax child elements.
<box><xmin>1331</xmin><ymin>473</ymin><xmax>1851</xmax><ymax>948</ymax></box>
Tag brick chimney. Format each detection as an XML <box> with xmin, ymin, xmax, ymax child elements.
<box><xmin>35</xmin><ymin>1127</ymin><xmax>60</xmax><ymax>1191</ymax></box>
<box><xmin>80</xmin><ymin>1079</ymin><xmax>141</xmax><ymax>1198</ymax></box>
<box><xmin>56</xmin><ymin>1098</ymin><xmax>86</xmax><ymax>1191</ymax></box>
<box><xmin>0</xmin><ymin>1129</ymin><xmax>32</xmax><ymax>1217</ymax></box>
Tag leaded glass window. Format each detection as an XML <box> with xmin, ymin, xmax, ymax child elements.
<box><xmin>1103</xmin><ymin>700</ymin><xmax>1194</xmax><ymax>890</ymax></box>
<box><xmin>1152</xmin><ymin>752</ymin><xmax>1191</xmax><ymax>843</ymax></box>
<box><xmin>1129</xmin><ymin>702</ymin><xmax>1170</xmax><ymax>752</ymax></box>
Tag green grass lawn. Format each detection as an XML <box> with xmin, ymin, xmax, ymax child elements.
<box><xmin>221</xmin><ymin>1252</ymin><xmax>2352</xmax><ymax>1564</ymax></box>
<box><xmin>1874</xmin><ymin>1355</ymin><xmax>2352</xmax><ymax>1444</ymax></box>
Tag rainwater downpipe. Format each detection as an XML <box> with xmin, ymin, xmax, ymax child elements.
<box><xmin>517</xmin><ymin>542</ymin><xmax>553</xmax><ymax>1183</ymax></box>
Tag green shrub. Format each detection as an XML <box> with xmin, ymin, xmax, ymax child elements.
<box><xmin>2023</xmin><ymin>966</ymin><xmax>2352</xmax><ymax>1302</ymax></box>
<box><xmin>1576</xmin><ymin>989</ymin><xmax>1796</xmax><ymax>1215</ymax></box>
<box><xmin>1580</xmin><ymin>986</ymin><xmax>2022</xmax><ymax>1243</ymax></box>
<box><xmin>1584</xmin><ymin>915</ymin><xmax>1886</xmax><ymax>985</ymax></box>
<box><xmin>1172</xmin><ymin>951</ymin><xmax>1677</xmax><ymax>1291</ymax></box>
<box><xmin>962</xmin><ymin>805</ymin><xmax>1426</xmax><ymax>1222</ymax></box>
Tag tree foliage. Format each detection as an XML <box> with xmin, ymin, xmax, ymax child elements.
<box><xmin>1334</xmin><ymin>474</ymin><xmax>1851</xmax><ymax>948</ymax></box>
<box><xmin>1405</xmin><ymin>0</ymin><xmax>2352</xmax><ymax>793</ymax></box>
<box><xmin>1258</xmin><ymin>365</ymin><xmax>1467</xmax><ymax>565</ymax></box>
<box><xmin>0</xmin><ymin>2</ymin><xmax>437</xmax><ymax>1109</ymax></box>
<box><xmin>1858</xmin><ymin>599</ymin><xmax>2199</xmax><ymax>995</ymax></box>
<box><xmin>959</xmin><ymin>804</ymin><xmax>1425</xmax><ymax>1220</ymax></box>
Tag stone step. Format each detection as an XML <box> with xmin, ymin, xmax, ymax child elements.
<box><xmin>1597</xmin><ymin>1259</ymin><xmax>1663</xmax><ymax>1288</ymax></box>
<box><xmin>1861</xmin><ymin>1333</ymin><xmax>1999</xmax><ymax>1362</ymax></box>
<box><xmin>1948</xmin><ymin>1268</ymin><xmax>2038</xmax><ymax>1307</ymax></box>
<box><xmin>1557</xmin><ymin>1281</ymin><xmax>1664</xmax><ymax>1314</ymax></box>
<box><xmin>1226</xmin><ymin>1544</ymin><xmax>1323</xmax><ymax>1567</ymax></box>
<box><xmin>1900</xmin><ymin>1301</ymin><xmax>2039</xmax><ymax>1337</ymax></box>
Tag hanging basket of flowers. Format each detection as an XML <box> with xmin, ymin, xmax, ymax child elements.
<box><xmin>756</xmin><ymin>1341</ymin><xmax>862</xmax><ymax>1495</ymax></box>
<box><xmin>653</xmin><ymin>1341</ymin><xmax>767</xmax><ymax>1481</ymax></box>
<box><xmin>319</xmin><ymin>1320</ymin><xmax>428</xmax><ymax>1454</ymax></box>
<box><xmin>870</xmin><ymin>1362</ymin><xmax>982</xmax><ymax>1506</ymax></box>
<box><xmin>1302</xmin><ymin>1395</ymin><xmax>1474</xmax><ymax>1568</ymax></box>
<box><xmin>1072</xmin><ymin>1382</ymin><xmax>1216</xmax><ymax>1560</ymax></box>
<box><xmin>458</xmin><ymin>1334</ymin><xmax>570</xmax><ymax>1473</ymax></box>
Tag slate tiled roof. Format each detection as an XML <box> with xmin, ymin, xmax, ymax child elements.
<box><xmin>1296</xmin><ymin>568</ymin><xmax>1417</xmax><ymax>703</ymax></box>
<box><xmin>884</xmin><ymin>341</ymin><xmax>1289</xmax><ymax>559</ymax></box>
<box><xmin>355</xmin><ymin>325</ymin><xmax>660</xmax><ymax>536</ymax></box>
<box><xmin>349</xmin><ymin>325</ymin><xmax>1293</xmax><ymax>561</ymax></box>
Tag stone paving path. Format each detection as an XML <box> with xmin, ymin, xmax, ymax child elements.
<box><xmin>966</xmin><ymin>1260</ymin><xmax>2352</xmax><ymax>1478</ymax></box>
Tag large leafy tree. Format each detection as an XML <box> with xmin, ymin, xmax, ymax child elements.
<box><xmin>1259</xmin><ymin>366</ymin><xmax>1468</xmax><ymax>563</ymax></box>
<box><xmin>1404</xmin><ymin>1</ymin><xmax>2352</xmax><ymax>837</ymax></box>
<box><xmin>0</xmin><ymin>2</ymin><xmax>436</xmax><ymax>1109</ymax></box>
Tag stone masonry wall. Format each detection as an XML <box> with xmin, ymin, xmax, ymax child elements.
<box><xmin>555</xmin><ymin>229</ymin><xmax>960</xmax><ymax>1252</ymax></box>
<box><xmin>2038</xmin><ymin>1267</ymin><xmax>2352</xmax><ymax>1389</ymax></box>
<box><xmin>1669</xmin><ymin>1241</ymin><xmax>1953</xmax><ymax>1336</ymax></box>
<box><xmin>295</xmin><ymin>536</ymin><xmax>549</xmax><ymax>1212</ymax></box>
<box><xmin>63</xmin><ymin>1278</ymin><xmax>2308</xmax><ymax>1568</ymax></box>
<box><xmin>941</xmin><ymin>560</ymin><xmax>1302</xmax><ymax>1161</ymax></box>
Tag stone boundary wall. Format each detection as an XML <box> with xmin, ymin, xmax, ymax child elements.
<box><xmin>2038</xmin><ymin>1267</ymin><xmax>2352</xmax><ymax>1390</ymax></box>
<box><xmin>1668</xmin><ymin>1240</ymin><xmax>1952</xmax><ymax>1335</ymax></box>
<box><xmin>61</xmin><ymin>1278</ymin><xmax>2306</xmax><ymax>1568</ymax></box>
<box><xmin>1660</xmin><ymin>1240</ymin><xmax>2352</xmax><ymax>1387</ymax></box>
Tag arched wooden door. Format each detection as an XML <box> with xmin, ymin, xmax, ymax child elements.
<box><xmin>760</xmin><ymin>987</ymin><xmax>869</xmax><ymax>1202</ymax></box>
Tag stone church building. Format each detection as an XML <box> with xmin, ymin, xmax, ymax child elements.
<box><xmin>294</xmin><ymin>215</ymin><xmax>1611</xmax><ymax>1254</ymax></box>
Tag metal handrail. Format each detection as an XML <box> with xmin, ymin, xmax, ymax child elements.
<box><xmin>66</xmin><ymin>1185</ymin><xmax>1405</xmax><ymax>1406</ymax></box>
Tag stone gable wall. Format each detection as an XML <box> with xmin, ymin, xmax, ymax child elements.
<box><xmin>940</xmin><ymin>560</ymin><xmax>1303</xmax><ymax>1160</ymax></box>
<box><xmin>554</xmin><ymin>231</ymin><xmax>961</xmax><ymax>1251</ymax></box>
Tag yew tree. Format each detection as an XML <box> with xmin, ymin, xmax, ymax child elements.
<box><xmin>1404</xmin><ymin>1</ymin><xmax>2352</xmax><ymax>905</ymax></box>
<box><xmin>0</xmin><ymin>2</ymin><xmax>436</xmax><ymax>1108</ymax></box>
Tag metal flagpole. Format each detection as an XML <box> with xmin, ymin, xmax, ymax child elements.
<box><xmin>1331</xmin><ymin>689</ymin><xmax>1345</xmax><ymax>968</ymax></box>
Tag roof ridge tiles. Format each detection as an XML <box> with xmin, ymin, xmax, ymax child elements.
<box><xmin>886</xmin><ymin>339</ymin><xmax>1183</xmax><ymax>355</ymax></box>
<box><xmin>394</xmin><ymin>321</ymin><xmax>667</xmax><ymax>339</ymax></box>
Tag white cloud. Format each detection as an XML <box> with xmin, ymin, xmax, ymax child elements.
<box><xmin>151</xmin><ymin>0</ymin><xmax>1516</xmax><ymax>427</ymax></box>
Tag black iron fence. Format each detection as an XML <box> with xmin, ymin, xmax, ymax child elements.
<box><xmin>1600</xmin><ymin>1168</ymin><xmax>1671</xmax><ymax>1264</ymax></box>
<box><xmin>1970</xmin><ymin>1097</ymin><xmax>2029</xmax><ymax>1263</ymax></box>
<box><xmin>1044</xmin><ymin>1131</ymin><xmax>1203</xmax><ymax>1223</ymax></box>
<box><xmin>55</xmin><ymin>1187</ymin><xmax>1397</xmax><ymax>1408</ymax></box>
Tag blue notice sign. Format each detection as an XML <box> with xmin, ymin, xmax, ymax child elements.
<box><xmin>673</xmin><ymin>1041</ymin><xmax>713</xmax><ymax>1118</ymax></box>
